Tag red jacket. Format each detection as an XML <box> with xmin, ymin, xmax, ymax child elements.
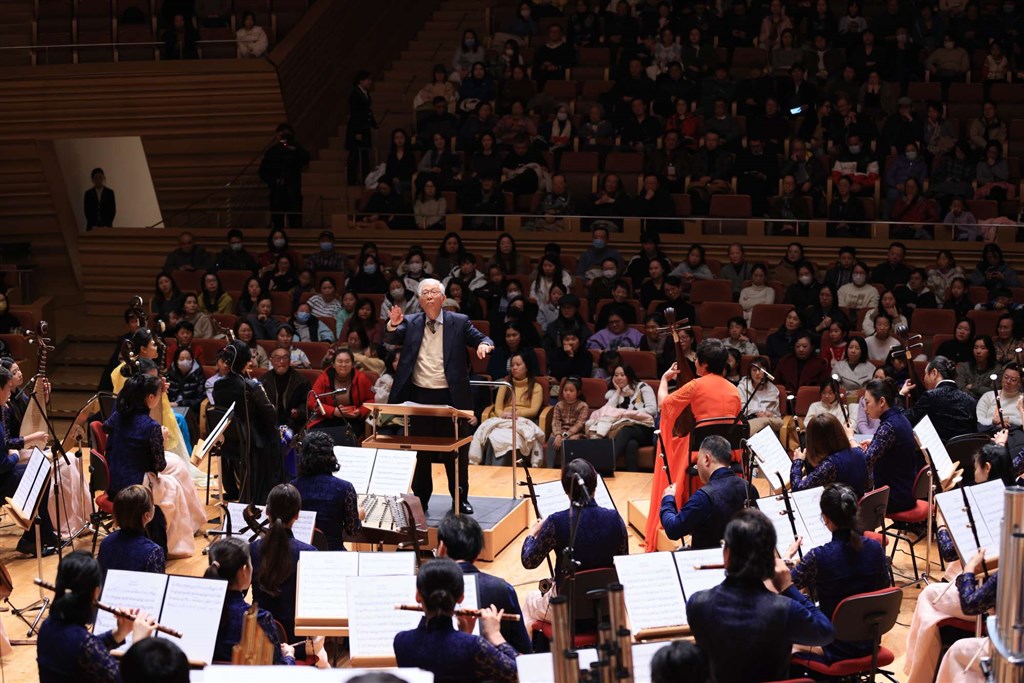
<box><xmin>306</xmin><ymin>368</ymin><xmax>372</xmax><ymax>428</ymax></box>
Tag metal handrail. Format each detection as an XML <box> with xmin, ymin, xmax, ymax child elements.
<box><xmin>0</xmin><ymin>38</ymin><xmax>257</xmax><ymax>52</ymax></box>
<box><xmin>471</xmin><ymin>379</ymin><xmax>517</xmax><ymax>500</ymax></box>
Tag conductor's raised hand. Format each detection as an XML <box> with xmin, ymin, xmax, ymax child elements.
<box><xmin>388</xmin><ymin>305</ymin><xmax>405</xmax><ymax>328</ymax></box>
<box><xmin>476</xmin><ymin>343</ymin><xmax>493</xmax><ymax>360</ymax></box>
<box><xmin>662</xmin><ymin>362</ymin><xmax>680</xmax><ymax>382</ymax></box>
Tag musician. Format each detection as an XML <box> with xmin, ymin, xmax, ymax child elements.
<box><xmin>850</xmin><ymin>378</ymin><xmax>919</xmax><ymax>513</ymax></box>
<box><xmin>686</xmin><ymin>509</ymin><xmax>834</xmax><ymax>682</ymax></box>
<box><xmin>99</xmin><ymin>307</ymin><xmax>143</xmax><ymax>392</ymax></box>
<box><xmin>790</xmin><ymin>483</ymin><xmax>889</xmax><ymax>664</ymax></box>
<box><xmin>290</xmin><ymin>431</ymin><xmax>363</xmax><ymax>550</ymax></box>
<box><xmin>393</xmin><ymin>558</ymin><xmax>518</xmax><ymax>683</ymax></box>
<box><xmin>937</xmin><ymin>445</ymin><xmax>1016</xmax><ymax>566</ymax></box>
<box><xmin>305</xmin><ymin>348</ymin><xmax>372</xmax><ymax>445</ymax></box>
<box><xmin>521</xmin><ymin>459</ymin><xmax>628</xmax><ymax>630</ymax></box>
<box><xmin>37</xmin><ymin>551</ymin><xmax>158</xmax><ymax>683</ymax></box>
<box><xmin>206</xmin><ymin>537</ymin><xmax>296</xmax><ymax>665</ymax></box>
<box><xmin>0</xmin><ymin>360</ymin><xmax>48</xmax><ymax>451</ymax></box>
<box><xmin>120</xmin><ymin>638</ymin><xmax>189</xmax><ymax>683</ymax></box>
<box><xmin>97</xmin><ymin>485</ymin><xmax>165</xmax><ymax>575</ymax></box>
<box><xmin>977</xmin><ymin>362</ymin><xmax>1022</xmax><ymax>440</ymax></box>
<box><xmin>250</xmin><ymin>484</ymin><xmax>317</xmax><ymax>643</ymax></box>
<box><xmin>792</xmin><ymin>414</ymin><xmax>868</xmax><ymax>496</ymax></box>
<box><xmin>737</xmin><ymin>363</ymin><xmax>782</xmax><ymax>436</ymax></box>
<box><xmin>900</xmin><ymin>356</ymin><xmax>978</xmax><ymax>442</ymax></box>
<box><xmin>259</xmin><ymin>347</ymin><xmax>311</xmax><ymax>433</ymax></box>
<box><xmin>385</xmin><ymin>278</ymin><xmax>494</xmax><ymax>514</ymax></box>
<box><xmin>660</xmin><ymin>435</ymin><xmax>758</xmax><ymax>548</ymax></box>
<box><xmin>437</xmin><ymin>513</ymin><xmax>532</xmax><ymax>654</ymax></box>
<box><xmin>645</xmin><ymin>338</ymin><xmax>741</xmax><ymax>551</ymax></box>
<box><xmin>213</xmin><ymin>341</ymin><xmax>283</xmax><ymax>504</ymax></box>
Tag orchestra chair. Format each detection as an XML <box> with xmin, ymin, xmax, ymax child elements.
<box><xmin>311</xmin><ymin>528</ymin><xmax>328</xmax><ymax>551</ymax></box>
<box><xmin>883</xmin><ymin>466</ymin><xmax>934</xmax><ymax>583</ymax></box>
<box><xmin>530</xmin><ymin>567</ymin><xmax>618</xmax><ymax>651</ymax></box>
<box><xmin>790</xmin><ymin>587</ymin><xmax>903</xmax><ymax>682</ymax></box>
<box><xmin>88</xmin><ymin>420</ymin><xmax>115</xmax><ymax>555</ymax></box>
<box><xmin>685</xmin><ymin>416</ymin><xmax>749</xmax><ymax>497</ymax></box>
<box><xmin>945</xmin><ymin>433</ymin><xmax>991</xmax><ymax>487</ymax></box>
<box><xmin>856</xmin><ymin>486</ymin><xmax>894</xmax><ymax>585</ymax></box>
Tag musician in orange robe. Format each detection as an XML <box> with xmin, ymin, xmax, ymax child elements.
<box><xmin>644</xmin><ymin>338</ymin><xmax>741</xmax><ymax>552</ymax></box>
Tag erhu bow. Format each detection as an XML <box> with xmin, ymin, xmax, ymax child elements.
<box><xmin>656</xmin><ymin>307</ymin><xmax>696</xmax><ymax>436</ymax></box>
<box><xmin>516</xmin><ymin>454</ymin><xmax>556</xmax><ymax>594</ymax></box>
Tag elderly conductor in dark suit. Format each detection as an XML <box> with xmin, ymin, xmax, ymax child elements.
<box><xmin>386</xmin><ymin>278</ymin><xmax>494</xmax><ymax>514</ymax></box>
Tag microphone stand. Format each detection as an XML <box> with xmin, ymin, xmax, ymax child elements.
<box><xmin>775</xmin><ymin>473</ymin><xmax>803</xmax><ymax>561</ymax></box>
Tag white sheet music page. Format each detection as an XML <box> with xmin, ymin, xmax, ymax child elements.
<box><xmin>334</xmin><ymin>446</ymin><xmax>375</xmax><ymax>494</ymax></box>
<box><xmin>969</xmin><ymin>479</ymin><xmax>1006</xmax><ymax>558</ymax></box>
<box><xmin>756</xmin><ymin>493</ymin><xmax>800</xmax><ymax>555</ymax></box>
<box><xmin>296</xmin><ymin>552</ymin><xmax>358</xmax><ymax>621</ymax></box>
<box><xmin>613</xmin><ymin>553</ymin><xmax>687</xmax><ymax>632</ymax></box>
<box><xmin>747</xmin><ymin>427</ymin><xmax>792</xmax><ymax>491</ymax></box>
<box><xmin>533</xmin><ymin>475</ymin><xmax>616</xmax><ymax>519</ymax></box>
<box><xmin>159</xmin><ymin>575</ymin><xmax>228</xmax><ymax>665</ymax></box>
<box><xmin>673</xmin><ymin>548</ymin><xmax>727</xmax><ymax>601</ymax></box>
<box><xmin>347</xmin><ymin>575</ymin><xmax>420</xmax><ymax>660</ymax></box>
<box><xmin>366</xmin><ymin>449</ymin><xmax>417</xmax><ymax>496</ymax></box>
<box><xmin>11</xmin><ymin>447</ymin><xmax>51</xmax><ymax>516</ymax></box>
<box><xmin>791</xmin><ymin>487</ymin><xmax>831</xmax><ymax>550</ymax></box>
<box><xmin>221</xmin><ymin>503</ymin><xmax>314</xmax><ymax>545</ymax></box>
<box><xmin>357</xmin><ymin>551</ymin><xmax>417</xmax><ymax>577</ymax></box>
<box><xmin>94</xmin><ymin>570</ymin><xmax>168</xmax><ymax>650</ymax></box>
<box><xmin>913</xmin><ymin>416</ymin><xmax>955</xmax><ymax>484</ymax></box>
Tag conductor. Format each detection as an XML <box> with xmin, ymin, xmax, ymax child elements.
<box><xmin>386</xmin><ymin>278</ymin><xmax>494</xmax><ymax>514</ymax></box>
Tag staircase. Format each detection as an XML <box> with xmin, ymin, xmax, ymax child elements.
<box><xmin>314</xmin><ymin>0</ymin><xmax>488</xmax><ymax>222</ymax></box>
<box><xmin>47</xmin><ymin>335</ymin><xmax>117</xmax><ymax>434</ymax></box>
<box><xmin>0</xmin><ymin>0</ymin><xmax>34</xmax><ymax>67</ymax></box>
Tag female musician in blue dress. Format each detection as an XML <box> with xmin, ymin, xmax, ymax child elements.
<box><xmin>36</xmin><ymin>550</ymin><xmax>157</xmax><ymax>683</ymax></box>
<box><xmin>97</xmin><ymin>485</ymin><xmax>165</xmax><ymax>575</ymax></box>
<box><xmin>206</xmin><ymin>536</ymin><xmax>295</xmax><ymax>665</ymax></box>
<box><xmin>290</xmin><ymin>431</ymin><xmax>363</xmax><ymax>550</ymax></box>
<box><xmin>853</xmin><ymin>378</ymin><xmax>919</xmax><ymax>512</ymax></box>
<box><xmin>792</xmin><ymin>413</ymin><xmax>868</xmax><ymax>496</ymax></box>
<box><xmin>102</xmin><ymin>373</ymin><xmax>166</xmax><ymax>497</ymax></box>
<box><xmin>393</xmin><ymin>557</ymin><xmax>519</xmax><ymax>683</ymax></box>
<box><xmin>790</xmin><ymin>483</ymin><xmax>889</xmax><ymax>663</ymax></box>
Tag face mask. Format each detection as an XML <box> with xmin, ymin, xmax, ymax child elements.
<box><xmin>408</xmin><ymin>262</ymin><xmax>423</xmax><ymax>274</ymax></box>
<box><xmin>557</xmin><ymin>112</ymin><xmax>568</xmax><ymax>121</ymax></box>
<box><xmin>390</xmin><ymin>288</ymin><xmax>405</xmax><ymax>299</ymax></box>
<box><xmin>319</xmin><ymin>242</ymin><xmax>333</xmax><ymax>252</ymax></box>
<box><xmin>602</xmin><ymin>269</ymin><xmax>617</xmax><ymax>279</ymax></box>
<box><xmin>465</xmin><ymin>38</ymin><xmax>475</xmax><ymax>47</ymax></box>
<box><xmin>593</xmin><ymin>239</ymin><xmax>606</xmax><ymax>250</ymax></box>
<box><xmin>944</xmin><ymin>42</ymin><xmax>954</xmax><ymax>49</ymax></box>
<box><xmin>177</xmin><ymin>360</ymin><xmax>193</xmax><ymax>373</ymax></box>
<box><xmin>363</xmin><ymin>264</ymin><xmax>377</xmax><ymax>274</ymax></box>
<box><xmin>848</xmin><ymin>144</ymin><xmax>861</xmax><ymax>154</ymax></box>
<box><xmin>230</xmin><ymin>242</ymin><xmax>243</xmax><ymax>252</ymax></box>
<box><xmin>852</xmin><ymin>274</ymin><xmax>867</xmax><ymax>286</ymax></box>
<box><xmin>905</xmin><ymin>151</ymin><xmax>917</xmax><ymax>160</ymax></box>
<box><xmin>799</xmin><ymin>275</ymin><xmax>813</xmax><ymax>286</ymax></box>
<box><xmin>505</xmin><ymin>48</ymin><xmax>515</xmax><ymax>56</ymax></box>
<box><xmin>295</xmin><ymin>311</ymin><xmax>310</xmax><ymax>323</ymax></box>
<box><xmin>508</xmin><ymin>290</ymin><xmax>522</xmax><ymax>299</ymax></box>
<box><xmin>272</xmin><ymin>238</ymin><xmax>286</xmax><ymax>249</ymax></box>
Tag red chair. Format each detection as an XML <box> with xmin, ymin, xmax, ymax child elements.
<box><xmin>793</xmin><ymin>386</ymin><xmax>821</xmax><ymax>417</ymax></box>
<box><xmin>690</xmin><ymin>279</ymin><xmax>734</xmax><ymax>304</ymax></box>
<box><xmin>697</xmin><ymin>301</ymin><xmax>743</xmax><ymax>328</ymax></box>
<box><xmin>530</xmin><ymin>567</ymin><xmax>618</xmax><ymax>648</ymax></box>
<box><xmin>88</xmin><ymin>421</ymin><xmax>114</xmax><ymax>554</ymax></box>
<box><xmin>909</xmin><ymin>308</ymin><xmax>955</xmax><ymax>337</ymax></box>
<box><xmin>791</xmin><ymin>587</ymin><xmax>903</xmax><ymax>682</ymax></box>
<box><xmin>750</xmin><ymin>304</ymin><xmax>795</xmax><ymax>332</ymax></box>
<box><xmin>581</xmin><ymin>377</ymin><xmax>609</xmax><ymax>410</ymax></box>
<box><xmin>883</xmin><ymin>466</ymin><xmax>934</xmax><ymax>582</ymax></box>
<box><xmin>618</xmin><ymin>350</ymin><xmax>658</xmax><ymax>379</ymax></box>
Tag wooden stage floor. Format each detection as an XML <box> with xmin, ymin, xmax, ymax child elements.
<box><xmin>0</xmin><ymin>464</ymin><xmax>934</xmax><ymax>681</ymax></box>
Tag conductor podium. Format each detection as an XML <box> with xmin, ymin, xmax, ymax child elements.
<box><xmin>362</xmin><ymin>402</ymin><xmax>528</xmax><ymax>562</ymax></box>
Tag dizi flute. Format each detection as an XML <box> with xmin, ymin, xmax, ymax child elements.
<box><xmin>394</xmin><ymin>604</ymin><xmax>522</xmax><ymax>621</ymax></box>
<box><xmin>33</xmin><ymin>578</ymin><xmax>184</xmax><ymax>638</ymax></box>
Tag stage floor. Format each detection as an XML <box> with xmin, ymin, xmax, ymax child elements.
<box><xmin>0</xmin><ymin>464</ymin><xmax>931</xmax><ymax>680</ymax></box>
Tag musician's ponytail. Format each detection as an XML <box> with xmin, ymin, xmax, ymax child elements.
<box><xmin>416</xmin><ymin>558</ymin><xmax>464</xmax><ymax>618</ymax></box>
<box><xmin>51</xmin><ymin>551</ymin><xmax>103</xmax><ymax>626</ymax></box>
<box><xmin>820</xmin><ymin>483</ymin><xmax>863</xmax><ymax>551</ymax></box>
<box><xmin>205</xmin><ymin>537</ymin><xmax>250</xmax><ymax>584</ymax></box>
<box><xmin>256</xmin><ymin>484</ymin><xmax>303</xmax><ymax>597</ymax></box>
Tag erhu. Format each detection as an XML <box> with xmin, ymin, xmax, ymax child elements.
<box><xmin>892</xmin><ymin>323</ymin><xmax>925</xmax><ymax>408</ymax></box>
<box><xmin>516</xmin><ymin>453</ymin><xmax>557</xmax><ymax>594</ymax></box>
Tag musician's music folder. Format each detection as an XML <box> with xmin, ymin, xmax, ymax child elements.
<box><xmin>93</xmin><ymin>569</ymin><xmax>227</xmax><ymax>666</ymax></box>
<box><xmin>6</xmin><ymin>447</ymin><xmax>51</xmax><ymax>530</ymax></box>
<box><xmin>333</xmin><ymin>446</ymin><xmax>417</xmax><ymax>496</ymax></box>
<box><xmin>935</xmin><ymin>479</ymin><xmax>1006</xmax><ymax>562</ymax></box>
<box><xmin>757</xmin><ymin>486</ymin><xmax>831</xmax><ymax>556</ymax></box>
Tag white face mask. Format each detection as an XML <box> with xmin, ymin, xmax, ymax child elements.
<box><xmin>602</xmin><ymin>269</ymin><xmax>617</xmax><ymax>279</ymax></box>
<box><xmin>905</xmin><ymin>150</ymin><xmax>917</xmax><ymax>160</ymax></box>
<box><xmin>177</xmin><ymin>359</ymin><xmax>193</xmax><ymax>373</ymax></box>
<box><xmin>390</xmin><ymin>288</ymin><xmax>405</xmax><ymax>299</ymax></box>
<box><xmin>507</xmin><ymin>290</ymin><xmax>522</xmax><ymax>299</ymax></box>
<box><xmin>944</xmin><ymin>41</ymin><xmax>954</xmax><ymax>49</ymax></box>
<box><xmin>408</xmin><ymin>262</ymin><xmax>423</xmax><ymax>274</ymax></box>
<box><xmin>799</xmin><ymin>275</ymin><xmax>813</xmax><ymax>286</ymax></box>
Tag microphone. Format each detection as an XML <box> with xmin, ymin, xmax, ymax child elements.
<box><xmin>315</xmin><ymin>388</ymin><xmax>349</xmax><ymax>398</ymax></box>
<box><xmin>752</xmin><ymin>363</ymin><xmax>775</xmax><ymax>382</ymax></box>
<box><xmin>574</xmin><ymin>474</ymin><xmax>591</xmax><ymax>502</ymax></box>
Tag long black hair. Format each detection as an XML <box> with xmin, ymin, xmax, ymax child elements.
<box><xmin>254</xmin><ymin>484</ymin><xmax>303</xmax><ymax>597</ymax></box>
<box><xmin>416</xmin><ymin>558</ymin><xmax>464</xmax><ymax>618</ymax></box>
<box><xmin>723</xmin><ymin>509</ymin><xmax>777</xmax><ymax>581</ymax></box>
<box><xmin>51</xmin><ymin>551</ymin><xmax>103</xmax><ymax>626</ymax></box>
<box><xmin>204</xmin><ymin>536</ymin><xmax>250</xmax><ymax>583</ymax></box>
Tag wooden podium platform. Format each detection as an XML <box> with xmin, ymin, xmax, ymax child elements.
<box><xmin>626</xmin><ymin>498</ymin><xmax>677</xmax><ymax>552</ymax></box>
<box><xmin>424</xmin><ymin>495</ymin><xmax>528</xmax><ymax>561</ymax></box>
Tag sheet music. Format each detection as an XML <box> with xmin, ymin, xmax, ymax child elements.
<box><xmin>914</xmin><ymin>416</ymin><xmax>955</xmax><ymax>483</ymax></box>
<box><xmin>613</xmin><ymin>553</ymin><xmax>687</xmax><ymax>632</ymax></box>
<box><xmin>94</xmin><ymin>570</ymin><xmax>168</xmax><ymax>648</ymax></box>
<box><xmin>296</xmin><ymin>552</ymin><xmax>359</xmax><ymax>620</ymax></box>
<box><xmin>221</xmin><ymin>503</ymin><xmax>315</xmax><ymax>545</ymax></box>
<box><xmin>334</xmin><ymin>446</ymin><xmax>375</xmax><ymax>494</ymax></box>
<box><xmin>201</xmin><ymin>402</ymin><xmax>235</xmax><ymax>460</ymax></box>
<box><xmin>347</xmin><ymin>575</ymin><xmax>420</xmax><ymax>660</ymax></box>
<box><xmin>11</xmin><ymin>447</ymin><xmax>51</xmax><ymax>518</ymax></box>
<box><xmin>517</xmin><ymin>642</ymin><xmax>663</xmax><ymax>683</ymax></box>
<box><xmin>756</xmin><ymin>493</ymin><xmax>800</xmax><ymax>555</ymax></box>
<box><xmin>357</xmin><ymin>552</ymin><xmax>417</xmax><ymax>577</ymax></box>
<box><xmin>158</xmin><ymin>575</ymin><xmax>227</xmax><ymax>665</ymax></box>
<box><xmin>747</xmin><ymin>427</ymin><xmax>791</xmax><ymax>491</ymax></box>
<box><xmin>936</xmin><ymin>480</ymin><xmax>1005</xmax><ymax>562</ymax></box>
<box><xmin>455</xmin><ymin>574</ymin><xmax>481</xmax><ymax>636</ymax></box>
<box><xmin>194</xmin><ymin>666</ymin><xmax>435</xmax><ymax>683</ymax></box>
<box><xmin>673</xmin><ymin>548</ymin><xmax>727</xmax><ymax>600</ymax></box>
<box><xmin>791</xmin><ymin>487</ymin><xmax>831</xmax><ymax>549</ymax></box>
<box><xmin>366</xmin><ymin>449</ymin><xmax>417</xmax><ymax>496</ymax></box>
<box><xmin>533</xmin><ymin>474</ymin><xmax>616</xmax><ymax>520</ymax></box>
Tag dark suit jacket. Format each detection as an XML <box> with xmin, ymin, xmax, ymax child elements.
<box><xmin>259</xmin><ymin>368</ymin><xmax>311</xmax><ymax>433</ymax></box>
<box><xmin>902</xmin><ymin>380</ymin><xmax>978</xmax><ymax>443</ymax></box>
<box><xmin>385</xmin><ymin>311</ymin><xmax>492</xmax><ymax>411</ymax></box>
<box><xmin>458</xmin><ymin>562</ymin><xmax>531</xmax><ymax>654</ymax></box>
<box><xmin>84</xmin><ymin>187</ymin><xmax>116</xmax><ymax>229</ymax></box>
<box><xmin>345</xmin><ymin>86</ymin><xmax>376</xmax><ymax>148</ymax></box>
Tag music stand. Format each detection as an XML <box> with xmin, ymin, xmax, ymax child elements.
<box><xmin>194</xmin><ymin>402</ymin><xmax>234</xmax><ymax>507</ymax></box>
<box><xmin>364</xmin><ymin>403</ymin><xmax>475</xmax><ymax>516</ymax></box>
<box><xmin>4</xmin><ymin>447</ymin><xmax>54</xmax><ymax>640</ymax></box>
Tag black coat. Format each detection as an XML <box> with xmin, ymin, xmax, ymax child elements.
<box><xmin>213</xmin><ymin>374</ymin><xmax>283</xmax><ymax>504</ymax></box>
<box><xmin>84</xmin><ymin>187</ymin><xmax>116</xmax><ymax>229</ymax></box>
<box><xmin>902</xmin><ymin>380</ymin><xmax>978</xmax><ymax>443</ymax></box>
<box><xmin>345</xmin><ymin>86</ymin><xmax>376</xmax><ymax>150</ymax></box>
<box><xmin>259</xmin><ymin>368</ymin><xmax>311</xmax><ymax>433</ymax></box>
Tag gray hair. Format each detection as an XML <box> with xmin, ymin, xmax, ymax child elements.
<box><xmin>417</xmin><ymin>278</ymin><xmax>443</xmax><ymax>296</ymax></box>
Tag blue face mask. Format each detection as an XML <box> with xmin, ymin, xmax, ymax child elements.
<box><xmin>319</xmin><ymin>242</ymin><xmax>333</xmax><ymax>252</ymax></box>
<box><xmin>363</xmin><ymin>264</ymin><xmax>377</xmax><ymax>274</ymax></box>
<box><xmin>295</xmin><ymin>311</ymin><xmax>310</xmax><ymax>323</ymax></box>
<box><xmin>593</xmin><ymin>239</ymin><xmax>606</xmax><ymax>250</ymax></box>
